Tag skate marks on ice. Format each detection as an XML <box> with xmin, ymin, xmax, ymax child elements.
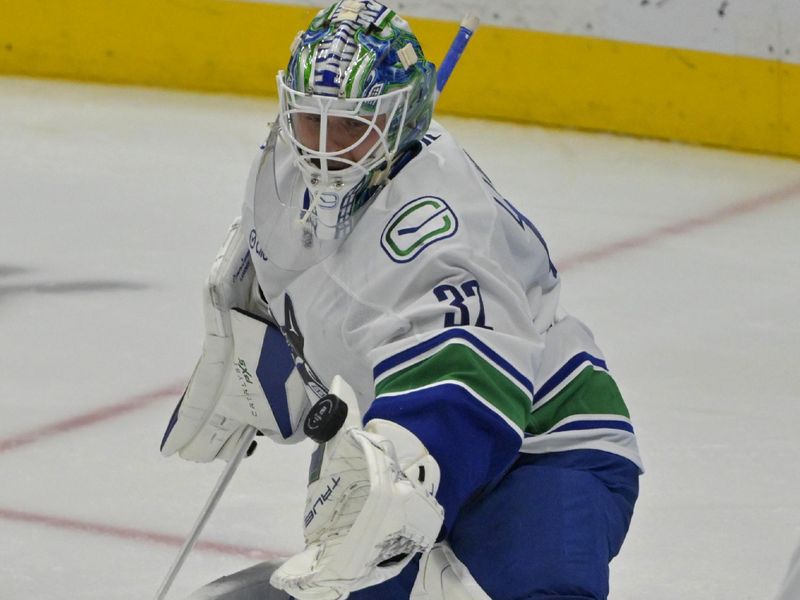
<box><xmin>0</xmin><ymin>264</ymin><xmax>149</xmax><ymax>299</ymax></box>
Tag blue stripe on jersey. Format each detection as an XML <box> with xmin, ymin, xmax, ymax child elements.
<box><xmin>533</xmin><ymin>351</ymin><xmax>608</xmax><ymax>404</ymax></box>
<box><xmin>374</xmin><ymin>328</ymin><xmax>533</xmax><ymax>394</ymax></box>
<box><xmin>550</xmin><ymin>419</ymin><xmax>635</xmax><ymax>434</ymax></box>
<box><xmin>256</xmin><ymin>323</ymin><xmax>297</xmax><ymax>439</ymax></box>
<box><xmin>366</xmin><ymin>382</ymin><xmax>522</xmax><ymax>532</ymax></box>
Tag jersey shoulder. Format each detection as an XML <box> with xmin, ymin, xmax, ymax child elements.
<box><xmin>373</xmin><ymin>122</ymin><xmax>499</xmax><ymax>261</ymax></box>
<box><xmin>373</xmin><ymin>122</ymin><xmax>556</xmax><ymax>279</ymax></box>
<box><xmin>327</xmin><ymin>122</ymin><xmax>558</xmax><ymax>318</ymax></box>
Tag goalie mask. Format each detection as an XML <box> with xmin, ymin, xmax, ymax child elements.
<box><xmin>275</xmin><ymin>0</ymin><xmax>435</xmax><ymax>246</ymax></box>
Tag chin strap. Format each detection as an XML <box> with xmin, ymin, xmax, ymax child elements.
<box><xmin>297</xmin><ymin>164</ymin><xmax>387</xmax><ymax>240</ymax></box>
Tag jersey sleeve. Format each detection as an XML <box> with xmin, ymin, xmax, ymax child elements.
<box><xmin>356</xmin><ymin>244</ymin><xmax>548</xmax><ymax>532</ymax></box>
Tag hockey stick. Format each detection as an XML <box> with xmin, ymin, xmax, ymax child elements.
<box><xmin>153</xmin><ymin>425</ymin><xmax>257</xmax><ymax>600</ymax></box>
<box><xmin>433</xmin><ymin>13</ymin><xmax>481</xmax><ymax>106</ymax></box>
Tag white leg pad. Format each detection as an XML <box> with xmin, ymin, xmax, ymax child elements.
<box><xmin>411</xmin><ymin>543</ymin><xmax>491</xmax><ymax>600</ymax></box>
<box><xmin>184</xmin><ymin>544</ymin><xmax>490</xmax><ymax>600</ymax></box>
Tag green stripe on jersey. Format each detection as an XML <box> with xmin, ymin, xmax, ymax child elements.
<box><xmin>527</xmin><ymin>366</ymin><xmax>630</xmax><ymax>435</ymax></box>
<box><xmin>375</xmin><ymin>343</ymin><xmax>530</xmax><ymax>430</ymax></box>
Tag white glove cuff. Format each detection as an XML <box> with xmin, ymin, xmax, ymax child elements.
<box><xmin>364</xmin><ymin>419</ymin><xmax>440</xmax><ymax>497</ymax></box>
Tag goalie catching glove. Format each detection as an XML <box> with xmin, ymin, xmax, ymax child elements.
<box><xmin>271</xmin><ymin>376</ymin><xmax>444</xmax><ymax>600</ymax></box>
<box><xmin>161</xmin><ymin>218</ymin><xmax>310</xmax><ymax>462</ymax></box>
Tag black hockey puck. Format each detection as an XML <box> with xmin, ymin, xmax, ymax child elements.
<box><xmin>303</xmin><ymin>393</ymin><xmax>348</xmax><ymax>443</ymax></box>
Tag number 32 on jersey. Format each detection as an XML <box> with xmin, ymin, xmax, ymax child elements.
<box><xmin>434</xmin><ymin>280</ymin><xmax>493</xmax><ymax>330</ymax></box>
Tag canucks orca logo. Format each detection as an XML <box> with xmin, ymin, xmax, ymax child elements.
<box><xmin>381</xmin><ymin>196</ymin><xmax>458</xmax><ymax>263</ymax></box>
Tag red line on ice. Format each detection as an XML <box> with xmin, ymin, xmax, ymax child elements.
<box><xmin>557</xmin><ymin>179</ymin><xmax>800</xmax><ymax>271</ymax></box>
<box><xmin>0</xmin><ymin>507</ymin><xmax>281</xmax><ymax>559</ymax></box>
<box><xmin>0</xmin><ymin>383</ymin><xmax>184</xmax><ymax>454</ymax></box>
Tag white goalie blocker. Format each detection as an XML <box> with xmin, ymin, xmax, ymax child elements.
<box><xmin>161</xmin><ymin>217</ymin><xmax>310</xmax><ymax>462</ymax></box>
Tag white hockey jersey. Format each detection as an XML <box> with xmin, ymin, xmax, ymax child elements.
<box><xmin>241</xmin><ymin>121</ymin><xmax>642</xmax><ymax>526</ymax></box>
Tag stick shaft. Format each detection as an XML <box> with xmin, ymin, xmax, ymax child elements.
<box><xmin>434</xmin><ymin>13</ymin><xmax>481</xmax><ymax>104</ymax></box>
<box><xmin>154</xmin><ymin>425</ymin><xmax>257</xmax><ymax>600</ymax></box>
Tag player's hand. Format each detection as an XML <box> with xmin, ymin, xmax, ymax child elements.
<box><xmin>270</xmin><ymin>376</ymin><xmax>444</xmax><ymax>600</ymax></box>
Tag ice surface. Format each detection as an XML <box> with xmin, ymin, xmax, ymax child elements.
<box><xmin>1</xmin><ymin>76</ymin><xmax>798</xmax><ymax>599</ymax></box>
